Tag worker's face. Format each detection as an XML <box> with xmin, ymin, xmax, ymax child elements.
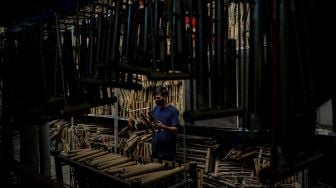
<box><xmin>154</xmin><ymin>94</ymin><xmax>165</xmax><ymax>106</ymax></box>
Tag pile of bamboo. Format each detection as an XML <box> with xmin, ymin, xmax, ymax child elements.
<box><xmin>63</xmin><ymin>148</ymin><xmax>186</xmax><ymax>187</ymax></box>
<box><xmin>253</xmin><ymin>146</ymin><xmax>271</xmax><ymax>176</ymax></box>
<box><xmin>49</xmin><ymin>119</ymin><xmax>69</xmax><ymax>141</ymax></box>
<box><xmin>203</xmin><ymin>145</ymin><xmax>301</xmax><ymax>187</ymax></box>
<box><xmin>275</xmin><ymin>175</ymin><xmax>301</xmax><ymax>188</ymax></box>
<box><xmin>49</xmin><ymin>120</ymin><xmax>92</xmax><ymax>153</ymax></box>
<box><xmin>50</xmin><ymin>119</ymin><xmax>119</xmax><ymax>152</ymax></box>
<box><xmin>120</xmin><ymin>133</ymin><xmax>152</xmax><ymax>160</ymax></box>
<box><xmin>204</xmin><ymin>173</ymin><xmax>262</xmax><ymax>188</ymax></box>
<box><xmin>252</xmin><ymin>146</ymin><xmax>301</xmax><ymax>188</ymax></box>
<box><xmin>203</xmin><ymin>158</ymin><xmax>261</xmax><ymax>187</ymax></box>
<box><xmin>176</xmin><ymin>134</ymin><xmax>218</xmax><ymax>172</ymax></box>
<box><xmin>89</xmin><ymin>132</ymin><xmax>114</xmax><ymax>150</ymax></box>
<box><xmin>117</xmin><ymin>114</ymin><xmax>154</xmax><ymax>160</ymax></box>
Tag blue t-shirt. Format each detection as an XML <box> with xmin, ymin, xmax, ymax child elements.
<box><xmin>151</xmin><ymin>105</ymin><xmax>179</xmax><ymax>159</ymax></box>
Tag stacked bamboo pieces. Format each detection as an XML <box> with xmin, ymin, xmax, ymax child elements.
<box><xmin>117</xmin><ymin>114</ymin><xmax>156</xmax><ymax>161</ymax></box>
<box><xmin>176</xmin><ymin>134</ymin><xmax>218</xmax><ymax>172</ymax></box>
<box><xmin>49</xmin><ymin>120</ymin><xmax>115</xmax><ymax>152</ymax></box>
<box><xmin>50</xmin><ymin>112</ymin><xmax>156</xmax><ymax>163</ymax></box>
<box><xmin>49</xmin><ymin>119</ymin><xmax>91</xmax><ymax>153</ymax></box>
<box><xmin>90</xmin><ymin>79</ymin><xmax>184</xmax><ymax>121</ymax></box>
<box><xmin>62</xmin><ymin>148</ymin><xmax>186</xmax><ymax>187</ymax></box>
<box><xmin>203</xmin><ymin>145</ymin><xmax>301</xmax><ymax>188</ymax></box>
<box><xmin>119</xmin><ymin>132</ymin><xmax>153</xmax><ymax>162</ymax></box>
<box><xmin>175</xmin><ymin>134</ymin><xmax>218</xmax><ymax>188</ymax></box>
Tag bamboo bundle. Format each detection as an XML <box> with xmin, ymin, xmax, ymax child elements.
<box><xmin>58</xmin><ymin>124</ymin><xmax>91</xmax><ymax>152</ymax></box>
<box><xmin>131</xmin><ymin>134</ymin><xmax>152</xmax><ymax>158</ymax></box>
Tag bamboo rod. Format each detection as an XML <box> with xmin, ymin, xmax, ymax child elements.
<box><xmin>121</xmin><ymin>163</ymin><xmax>166</xmax><ymax>178</ymax></box>
<box><xmin>70</xmin><ymin>149</ymin><xmax>101</xmax><ymax>161</ymax></box>
<box><xmin>106</xmin><ymin>161</ymin><xmax>137</xmax><ymax>171</ymax></box>
<box><xmin>78</xmin><ymin>150</ymin><xmax>109</xmax><ymax>162</ymax></box>
<box><xmin>89</xmin><ymin>154</ymin><xmax>123</xmax><ymax>166</ymax></box>
<box><xmin>106</xmin><ymin>163</ymin><xmax>141</xmax><ymax>174</ymax></box>
<box><xmin>97</xmin><ymin>157</ymin><xmax>132</xmax><ymax>170</ymax></box>
<box><xmin>141</xmin><ymin>166</ymin><xmax>185</xmax><ymax>186</ymax></box>
<box><xmin>127</xmin><ymin>170</ymin><xmax>160</xmax><ymax>181</ymax></box>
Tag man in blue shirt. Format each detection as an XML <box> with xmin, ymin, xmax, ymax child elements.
<box><xmin>151</xmin><ymin>86</ymin><xmax>180</xmax><ymax>161</ymax></box>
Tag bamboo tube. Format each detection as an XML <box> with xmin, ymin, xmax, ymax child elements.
<box><xmin>93</xmin><ymin>153</ymin><xmax>118</xmax><ymax>160</ymax></box>
<box><xmin>140</xmin><ymin>134</ymin><xmax>152</xmax><ymax>141</ymax></box>
<box><xmin>70</xmin><ymin>149</ymin><xmax>101</xmax><ymax>161</ymax></box>
<box><xmin>106</xmin><ymin>163</ymin><xmax>141</xmax><ymax>174</ymax></box>
<box><xmin>97</xmin><ymin>157</ymin><xmax>132</xmax><ymax>170</ymax></box>
<box><xmin>141</xmin><ymin>166</ymin><xmax>185</xmax><ymax>186</ymax></box>
<box><xmin>184</xmin><ymin>155</ymin><xmax>206</xmax><ymax>162</ymax></box>
<box><xmin>121</xmin><ymin>163</ymin><xmax>166</xmax><ymax>178</ymax></box>
<box><xmin>96</xmin><ymin>156</ymin><xmax>128</xmax><ymax>168</ymax></box>
<box><xmin>128</xmin><ymin>170</ymin><xmax>162</xmax><ymax>181</ymax></box>
<box><xmin>69</xmin><ymin>148</ymin><xmax>92</xmax><ymax>155</ymax></box>
<box><xmin>106</xmin><ymin>167</ymin><xmax>125</xmax><ymax>175</ymax></box>
<box><xmin>124</xmin><ymin>137</ymin><xmax>140</xmax><ymax>152</ymax></box>
<box><xmin>217</xmin><ymin>179</ymin><xmax>237</xmax><ymax>187</ymax></box>
<box><xmin>139</xmin><ymin>143</ymin><xmax>144</xmax><ymax>156</ymax></box>
<box><xmin>123</xmin><ymin>164</ymin><xmax>150</xmax><ymax>172</ymax></box>
<box><xmin>144</xmin><ymin>143</ymin><xmax>149</xmax><ymax>158</ymax></box>
<box><xmin>106</xmin><ymin>161</ymin><xmax>137</xmax><ymax>171</ymax></box>
<box><xmin>89</xmin><ymin>154</ymin><xmax>122</xmax><ymax>166</ymax></box>
<box><xmin>78</xmin><ymin>151</ymin><xmax>109</xmax><ymax>162</ymax></box>
<box><xmin>237</xmin><ymin>150</ymin><xmax>258</xmax><ymax>159</ymax></box>
<box><xmin>197</xmin><ymin>169</ymin><xmax>204</xmax><ymax>188</ymax></box>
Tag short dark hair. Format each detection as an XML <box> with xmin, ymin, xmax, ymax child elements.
<box><xmin>153</xmin><ymin>86</ymin><xmax>169</xmax><ymax>96</ymax></box>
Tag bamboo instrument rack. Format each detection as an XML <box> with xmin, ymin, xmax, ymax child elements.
<box><xmin>52</xmin><ymin>148</ymin><xmax>190</xmax><ymax>188</ymax></box>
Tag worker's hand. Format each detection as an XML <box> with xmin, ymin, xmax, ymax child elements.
<box><xmin>151</xmin><ymin>120</ymin><xmax>164</xmax><ymax>130</ymax></box>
